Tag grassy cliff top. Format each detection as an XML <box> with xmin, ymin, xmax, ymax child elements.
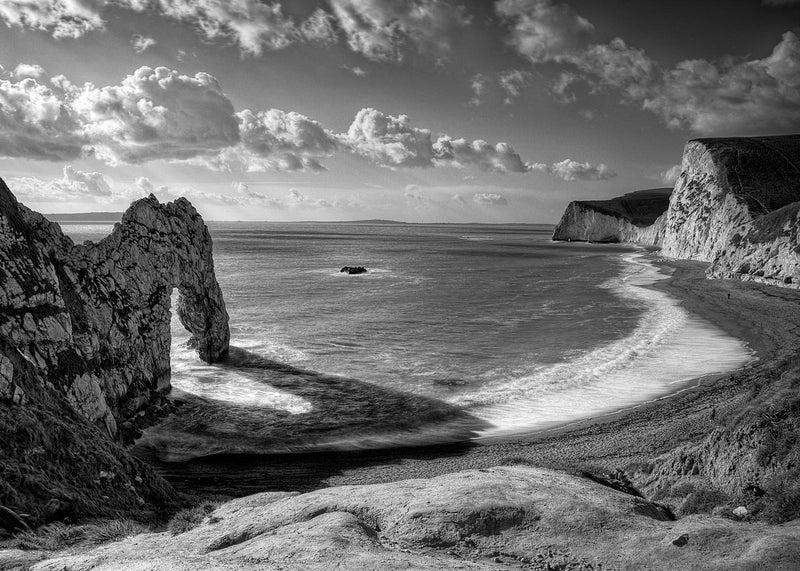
<box><xmin>691</xmin><ymin>134</ymin><xmax>800</xmax><ymax>216</ymax></box>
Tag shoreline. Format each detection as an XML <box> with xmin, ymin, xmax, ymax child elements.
<box><xmin>150</xmin><ymin>254</ymin><xmax>800</xmax><ymax>497</ymax></box>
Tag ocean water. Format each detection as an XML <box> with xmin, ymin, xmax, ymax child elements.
<box><xmin>62</xmin><ymin>222</ymin><xmax>753</xmax><ymax>458</ymax></box>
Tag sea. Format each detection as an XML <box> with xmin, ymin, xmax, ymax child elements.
<box><xmin>62</xmin><ymin>222</ymin><xmax>753</xmax><ymax>462</ymax></box>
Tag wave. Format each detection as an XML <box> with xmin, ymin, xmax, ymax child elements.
<box><xmin>463</xmin><ymin>250</ymin><xmax>754</xmax><ymax>438</ymax></box>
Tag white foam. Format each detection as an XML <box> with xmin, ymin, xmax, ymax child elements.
<box><xmin>466</xmin><ymin>250</ymin><xmax>754</xmax><ymax>438</ymax></box>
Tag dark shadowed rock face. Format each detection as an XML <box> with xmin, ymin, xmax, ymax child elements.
<box><xmin>0</xmin><ymin>179</ymin><xmax>229</xmax><ymax>523</ymax></box>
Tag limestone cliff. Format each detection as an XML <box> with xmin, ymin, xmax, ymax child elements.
<box><xmin>553</xmin><ymin>135</ymin><xmax>800</xmax><ymax>288</ymax></box>
<box><xmin>551</xmin><ymin>188</ymin><xmax>671</xmax><ymax>244</ymax></box>
<box><xmin>0</xmin><ymin>178</ymin><xmax>229</xmax><ymax>524</ymax></box>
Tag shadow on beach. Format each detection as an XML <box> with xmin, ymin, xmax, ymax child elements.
<box><xmin>132</xmin><ymin>345</ymin><xmax>489</xmax><ymax>496</ymax></box>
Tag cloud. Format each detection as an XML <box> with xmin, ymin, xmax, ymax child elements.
<box><xmin>199</xmin><ymin>108</ymin><xmax>337</xmax><ymax>172</ymax></box>
<box><xmin>123</xmin><ymin>0</ymin><xmax>296</xmax><ymax>56</ymax></box>
<box><xmin>495</xmin><ymin>0</ymin><xmax>594</xmax><ymax>63</ymax></box>
<box><xmin>329</xmin><ymin>0</ymin><xmax>470</xmax><ymax>62</ymax></box>
<box><xmin>299</xmin><ymin>8</ymin><xmax>338</xmax><ymax>44</ymax></box>
<box><xmin>0</xmin><ymin>0</ymin><xmax>105</xmax><ymax>39</ymax></box>
<box><xmin>641</xmin><ymin>31</ymin><xmax>800</xmax><ymax>133</ymax></box>
<box><xmin>342</xmin><ymin>107</ymin><xmax>435</xmax><ymax>167</ymax></box>
<box><xmin>342</xmin><ymin>64</ymin><xmax>368</xmax><ymax>76</ymax></box>
<box><xmin>9</xmin><ymin>165</ymin><xmax>114</xmax><ymax>203</ymax></box>
<box><xmin>288</xmin><ymin>188</ymin><xmax>332</xmax><ymax>208</ymax></box>
<box><xmin>12</xmin><ymin>63</ymin><xmax>46</xmax><ymax>79</ymax></box>
<box><xmin>0</xmin><ymin>75</ymin><xmax>86</xmax><ymax>161</ymax></box>
<box><xmin>433</xmin><ymin>136</ymin><xmax>530</xmax><ymax>172</ymax></box>
<box><xmin>131</xmin><ymin>34</ymin><xmax>156</xmax><ymax>53</ymax></box>
<box><xmin>498</xmin><ymin>69</ymin><xmax>529</xmax><ymax>103</ymax></box>
<box><xmin>659</xmin><ymin>164</ymin><xmax>682</xmax><ymax>185</ymax></box>
<box><xmin>473</xmin><ymin>192</ymin><xmax>508</xmax><ymax>205</ymax></box>
<box><xmin>72</xmin><ymin>66</ymin><xmax>239</xmax><ymax>164</ymax></box>
<box><xmin>469</xmin><ymin>73</ymin><xmax>489</xmax><ymax>106</ymax></box>
<box><xmin>529</xmin><ymin>158</ymin><xmax>616</xmax><ymax>180</ymax></box>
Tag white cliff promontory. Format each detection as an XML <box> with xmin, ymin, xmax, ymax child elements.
<box><xmin>553</xmin><ymin>135</ymin><xmax>800</xmax><ymax>288</ymax></box>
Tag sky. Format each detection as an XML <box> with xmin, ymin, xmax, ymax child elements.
<box><xmin>0</xmin><ymin>0</ymin><xmax>798</xmax><ymax>223</ymax></box>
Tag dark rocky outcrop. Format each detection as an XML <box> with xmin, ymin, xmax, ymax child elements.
<box><xmin>340</xmin><ymin>266</ymin><xmax>367</xmax><ymax>274</ymax></box>
<box><xmin>0</xmin><ymin>178</ymin><xmax>229</xmax><ymax>525</ymax></box>
<box><xmin>553</xmin><ymin>135</ymin><xmax>800</xmax><ymax>288</ymax></box>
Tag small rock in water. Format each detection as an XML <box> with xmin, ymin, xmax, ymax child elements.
<box><xmin>672</xmin><ymin>534</ymin><xmax>689</xmax><ymax>547</ymax></box>
<box><xmin>340</xmin><ymin>266</ymin><xmax>367</xmax><ymax>274</ymax></box>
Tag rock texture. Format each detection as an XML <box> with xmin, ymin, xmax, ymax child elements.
<box><xmin>0</xmin><ymin>178</ymin><xmax>229</xmax><ymax>523</ymax></box>
<box><xmin>551</xmin><ymin>187</ymin><xmax>671</xmax><ymax>243</ymax></box>
<box><xmin>553</xmin><ymin>135</ymin><xmax>800</xmax><ymax>288</ymax></box>
<box><xmin>30</xmin><ymin>466</ymin><xmax>800</xmax><ymax>570</ymax></box>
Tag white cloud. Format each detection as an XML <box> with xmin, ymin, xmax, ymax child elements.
<box><xmin>659</xmin><ymin>164</ymin><xmax>682</xmax><ymax>185</ymax></box>
<box><xmin>498</xmin><ymin>69</ymin><xmax>528</xmax><ymax>103</ymax></box>
<box><xmin>199</xmin><ymin>108</ymin><xmax>337</xmax><ymax>172</ymax></box>
<box><xmin>342</xmin><ymin>64</ymin><xmax>368</xmax><ymax>76</ymax></box>
<box><xmin>12</xmin><ymin>63</ymin><xmax>46</xmax><ymax>79</ymax></box>
<box><xmin>288</xmin><ymin>188</ymin><xmax>332</xmax><ymax>208</ymax></box>
<box><xmin>72</xmin><ymin>66</ymin><xmax>239</xmax><ymax>164</ymax></box>
<box><xmin>329</xmin><ymin>0</ymin><xmax>470</xmax><ymax>62</ymax></box>
<box><xmin>131</xmin><ymin>34</ymin><xmax>156</xmax><ymax>53</ymax></box>
<box><xmin>0</xmin><ymin>75</ymin><xmax>86</xmax><ymax>161</ymax></box>
<box><xmin>0</xmin><ymin>0</ymin><xmax>106</xmax><ymax>39</ymax></box>
<box><xmin>642</xmin><ymin>31</ymin><xmax>800</xmax><ymax>133</ymax></box>
<box><xmin>299</xmin><ymin>8</ymin><xmax>337</xmax><ymax>44</ymax></box>
<box><xmin>473</xmin><ymin>192</ymin><xmax>508</xmax><ymax>205</ymax></box>
<box><xmin>342</xmin><ymin>107</ymin><xmax>435</xmax><ymax>168</ymax></box>
<box><xmin>433</xmin><ymin>136</ymin><xmax>530</xmax><ymax>172</ymax></box>
<box><xmin>123</xmin><ymin>0</ymin><xmax>296</xmax><ymax>56</ymax></box>
<box><xmin>469</xmin><ymin>73</ymin><xmax>489</xmax><ymax>106</ymax></box>
<box><xmin>495</xmin><ymin>0</ymin><xmax>593</xmax><ymax>63</ymax></box>
<box><xmin>529</xmin><ymin>158</ymin><xmax>616</xmax><ymax>181</ymax></box>
<box><xmin>9</xmin><ymin>165</ymin><xmax>115</xmax><ymax>203</ymax></box>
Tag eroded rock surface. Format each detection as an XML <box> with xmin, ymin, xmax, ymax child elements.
<box><xmin>31</xmin><ymin>466</ymin><xmax>800</xmax><ymax>571</ymax></box>
<box><xmin>0</xmin><ymin>179</ymin><xmax>229</xmax><ymax>522</ymax></box>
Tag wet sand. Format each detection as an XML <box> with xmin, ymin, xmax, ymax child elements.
<box><xmin>150</xmin><ymin>257</ymin><xmax>800</xmax><ymax>497</ymax></box>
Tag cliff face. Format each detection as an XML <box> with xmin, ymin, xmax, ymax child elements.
<box><xmin>551</xmin><ymin>188</ymin><xmax>671</xmax><ymax>244</ymax></box>
<box><xmin>553</xmin><ymin>135</ymin><xmax>800</xmax><ymax>288</ymax></box>
<box><xmin>0</xmin><ymin>179</ymin><xmax>229</xmax><ymax>523</ymax></box>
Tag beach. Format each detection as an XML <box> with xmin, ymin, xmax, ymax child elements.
<box><xmin>150</xmin><ymin>256</ymin><xmax>800</xmax><ymax>498</ymax></box>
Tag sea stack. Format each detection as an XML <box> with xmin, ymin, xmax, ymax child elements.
<box><xmin>0</xmin><ymin>179</ymin><xmax>229</xmax><ymax>525</ymax></box>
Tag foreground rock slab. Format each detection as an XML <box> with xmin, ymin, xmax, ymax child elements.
<box><xmin>32</xmin><ymin>466</ymin><xmax>800</xmax><ymax>570</ymax></box>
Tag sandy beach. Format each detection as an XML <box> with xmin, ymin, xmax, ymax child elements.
<box><xmin>150</xmin><ymin>255</ymin><xmax>800</xmax><ymax>498</ymax></box>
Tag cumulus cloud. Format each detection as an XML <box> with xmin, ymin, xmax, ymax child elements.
<box><xmin>12</xmin><ymin>63</ymin><xmax>46</xmax><ymax>79</ymax></box>
<box><xmin>9</xmin><ymin>165</ymin><xmax>114</xmax><ymax>203</ymax></box>
<box><xmin>199</xmin><ymin>108</ymin><xmax>337</xmax><ymax>172</ymax></box>
<box><xmin>659</xmin><ymin>164</ymin><xmax>682</xmax><ymax>185</ymax></box>
<box><xmin>329</xmin><ymin>0</ymin><xmax>470</xmax><ymax>62</ymax></box>
<box><xmin>72</xmin><ymin>66</ymin><xmax>239</xmax><ymax>164</ymax></box>
<box><xmin>131</xmin><ymin>34</ymin><xmax>156</xmax><ymax>53</ymax></box>
<box><xmin>343</xmin><ymin>64</ymin><xmax>368</xmax><ymax>76</ymax></box>
<box><xmin>642</xmin><ymin>31</ymin><xmax>800</xmax><ymax>133</ymax></box>
<box><xmin>0</xmin><ymin>75</ymin><xmax>86</xmax><ymax>161</ymax></box>
<box><xmin>498</xmin><ymin>0</ymin><xmax>800</xmax><ymax>134</ymax></box>
<box><xmin>433</xmin><ymin>136</ymin><xmax>530</xmax><ymax>172</ymax></box>
<box><xmin>473</xmin><ymin>192</ymin><xmax>508</xmax><ymax>205</ymax></box>
<box><xmin>342</xmin><ymin>107</ymin><xmax>435</xmax><ymax>168</ymax></box>
<box><xmin>495</xmin><ymin>0</ymin><xmax>593</xmax><ymax>63</ymax></box>
<box><xmin>529</xmin><ymin>158</ymin><xmax>616</xmax><ymax>181</ymax></box>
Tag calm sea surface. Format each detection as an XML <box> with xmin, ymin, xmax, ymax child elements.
<box><xmin>62</xmin><ymin>222</ymin><xmax>752</xmax><ymax>458</ymax></box>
